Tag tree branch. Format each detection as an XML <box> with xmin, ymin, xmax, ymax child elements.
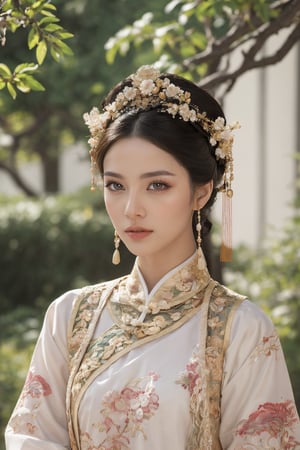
<box><xmin>180</xmin><ymin>0</ymin><xmax>300</xmax><ymax>98</ymax></box>
<box><xmin>183</xmin><ymin>0</ymin><xmax>299</xmax><ymax>71</ymax></box>
<box><xmin>0</xmin><ymin>161</ymin><xmax>38</xmax><ymax>197</ymax></box>
<box><xmin>199</xmin><ymin>23</ymin><xmax>300</xmax><ymax>93</ymax></box>
<box><xmin>0</xmin><ymin>109</ymin><xmax>51</xmax><ymax>196</ymax></box>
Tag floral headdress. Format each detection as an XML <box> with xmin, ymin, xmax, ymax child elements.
<box><xmin>83</xmin><ymin>65</ymin><xmax>240</xmax><ymax>261</ymax></box>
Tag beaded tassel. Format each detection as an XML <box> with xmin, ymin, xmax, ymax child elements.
<box><xmin>220</xmin><ymin>189</ymin><xmax>233</xmax><ymax>262</ymax></box>
<box><xmin>196</xmin><ymin>210</ymin><xmax>202</xmax><ymax>269</ymax></box>
<box><xmin>220</xmin><ymin>165</ymin><xmax>233</xmax><ymax>262</ymax></box>
<box><xmin>89</xmin><ymin>149</ymin><xmax>97</xmax><ymax>192</ymax></box>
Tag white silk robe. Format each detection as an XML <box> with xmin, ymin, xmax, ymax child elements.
<box><xmin>5</xmin><ymin>253</ymin><xmax>300</xmax><ymax>449</ymax></box>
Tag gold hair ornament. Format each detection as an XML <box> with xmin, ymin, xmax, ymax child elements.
<box><xmin>83</xmin><ymin>65</ymin><xmax>240</xmax><ymax>261</ymax></box>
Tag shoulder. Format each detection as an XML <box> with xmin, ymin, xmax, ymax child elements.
<box><xmin>44</xmin><ymin>275</ymin><xmax>128</xmax><ymax>325</ymax></box>
<box><xmin>212</xmin><ymin>282</ymin><xmax>246</xmax><ymax>301</ymax></box>
<box><xmin>232</xmin><ymin>299</ymin><xmax>275</xmax><ymax>337</ymax></box>
<box><xmin>211</xmin><ymin>282</ymin><xmax>273</xmax><ymax>334</ymax></box>
<box><xmin>211</xmin><ymin>282</ymin><xmax>247</xmax><ymax>311</ymax></box>
<box><xmin>224</xmin><ymin>298</ymin><xmax>278</xmax><ymax>377</ymax></box>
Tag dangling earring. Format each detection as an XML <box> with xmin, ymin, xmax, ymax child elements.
<box><xmin>112</xmin><ymin>230</ymin><xmax>121</xmax><ymax>265</ymax></box>
<box><xmin>196</xmin><ymin>209</ymin><xmax>203</xmax><ymax>269</ymax></box>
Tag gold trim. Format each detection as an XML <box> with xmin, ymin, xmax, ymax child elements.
<box><xmin>67</xmin><ymin>279</ymin><xmax>121</xmax><ymax>450</ymax></box>
<box><xmin>223</xmin><ymin>296</ymin><xmax>246</xmax><ymax>355</ymax></box>
<box><xmin>72</xmin><ymin>294</ymin><xmax>206</xmax><ymax>425</ymax></box>
<box><xmin>66</xmin><ymin>269</ymin><xmax>246</xmax><ymax>450</ymax></box>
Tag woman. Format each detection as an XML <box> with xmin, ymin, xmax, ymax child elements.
<box><xmin>5</xmin><ymin>65</ymin><xmax>300</xmax><ymax>449</ymax></box>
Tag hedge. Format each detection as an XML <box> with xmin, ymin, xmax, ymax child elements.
<box><xmin>0</xmin><ymin>191</ymin><xmax>135</xmax><ymax>314</ymax></box>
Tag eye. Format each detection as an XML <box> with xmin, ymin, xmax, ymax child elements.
<box><xmin>148</xmin><ymin>181</ymin><xmax>170</xmax><ymax>191</ymax></box>
<box><xmin>104</xmin><ymin>181</ymin><xmax>124</xmax><ymax>191</ymax></box>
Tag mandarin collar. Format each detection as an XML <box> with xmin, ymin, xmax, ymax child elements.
<box><xmin>109</xmin><ymin>250</ymin><xmax>211</xmax><ymax>321</ymax></box>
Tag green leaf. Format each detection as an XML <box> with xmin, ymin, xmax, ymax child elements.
<box><xmin>55</xmin><ymin>31</ymin><xmax>74</xmax><ymax>40</ymax></box>
<box><xmin>24</xmin><ymin>7</ymin><xmax>35</xmax><ymax>19</ymax></box>
<box><xmin>20</xmin><ymin>75</ymin><xmax>45</xmax><ymax>91</ymax></box>
<box><xmin>38</xmin><ymin>16</ymin><xmax>60</xmax><ymax>25</ymax></box>
<box><xmin>0</xmin><ymin>64</ymin><xmax>12</xmax><ymax>77</ymax></box>
<box><xmin>190</xmin><ymin>30</ymin><xmax>207</xmax><ymax>50</ymax></box>
<box><xmin>50</xmin><ymin>46</ymin><xmax>61</xmax><ymax>62</ymax></box>
<box><xmin>36</xmin><ymin>40</ymin><xmax>47</xmax><ymax>64</ymax></box>
<box><xmin>105</xmin><ymin>45</ymin><xmax>118</xmax><ymax>65</ymax></box>
<box><xmin>0</xmin><ymin>80</ymin><xmax>6</xmax><ymax>90</ymax></box>
<box><xmin>15</xmin><ymin>81</ymin><xmax>31</xmax><ymax>93</ymax></box>
<box><xmin>7</xmin><ymin>82</ymin><xmax>16</xmax><ymax>99</ymax></box>
<box><xmin>14</xmin><ymin>63</ymin><xmax>39</xmax><ymax>75</ymax></box>
<box><xmin>52</xmin><ymin>39</ymin><xmax>73</xmax><ymax>56</ymax></box>
<box><xmin>42</xmin><ymin>3</ymin><xmax>57</xmax><ymax>11</ymax></box>
<box><xmin>43</xmin><ymin>24</ymin><xmax>63</xmax><ymax>32</ymax></box>
<box><xmin>31</xmin><ymin>1</ymin><xmax>44</xmax><ymax>9</ymax></box>
<box><xmin>40</xmin><ymin>9</ymin><xmax>56</xmax><ymax>17</ymax></box>
<box><xmin>8</xmin><ymin>20</ymin><xmax>20</xmax><ymax>33</ymax></box>
<box><xmin>28</xmin><ymin>27</ymin><xmax>40</xmax><ymax>50</ymax></box>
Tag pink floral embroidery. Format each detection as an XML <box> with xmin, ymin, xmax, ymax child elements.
<box><xmin>250</xmin><ymin>333</ymin><xmax>281</xmax><ymax>362</ymax></box>
<box><xmin>21</xmin><ymin>371</ymin><xmax>52</xmax><ymax>399</ymax></box>
<box><xmin>10</xmin><ymin>411</ymin><xmax>38</xmax><ymax>436</ymax></box>
<box><xmin>9</xmin><ymin>371</ymin><xmax>52</xmax><ymax>436</ymax></box>
<box><xmin>236</xmin><ymin>400</ymin><xmax>300</xmax><ymax>449</ymax></box>
<box><xmin>176</xmin><ymin>345</ymin><xmax>202</xmax><ymax>396</ymax></box>
<box><xmin>80</xmin><ymin>372</ymin><xmax>160</xmax><ymax>450</ymax></box>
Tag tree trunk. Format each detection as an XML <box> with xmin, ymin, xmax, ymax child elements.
<box><xmin>41</xmin><ymin>152</ymin><xmax>60</xmax><ymax>193</ymax></box>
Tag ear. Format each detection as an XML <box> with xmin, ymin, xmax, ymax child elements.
<box><xmin>193</xmin><ymin>180</ymin><xmax>213</xmax><ymax>210</ymax></box>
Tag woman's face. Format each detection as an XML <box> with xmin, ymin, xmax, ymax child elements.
<box><xmin>103</xmin><ymin>136</ymin><xmax>210</xmax><ymax>266</ymax></box>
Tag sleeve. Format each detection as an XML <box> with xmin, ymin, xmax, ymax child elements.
<box><xmin>5</xmin><ymin>289</ymin><xmax>80</xmax><ymax>450</ymax></box>
<box><xmin>220</xmin><ymin>300</ymin><xmax>300</xmax><ymax>450</ymax></box>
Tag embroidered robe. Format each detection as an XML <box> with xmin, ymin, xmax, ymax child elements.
<box><xmin>5</xmin><ymin>252</ymin><xmax>300</xmax><ymax>449</ymax></box>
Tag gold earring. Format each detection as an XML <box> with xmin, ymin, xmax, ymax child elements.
<box><xmin>112</xmin><ymin>230</ymin><xmax>120</xmax><ymax>265</ymax></box>
<box><xmin>196</xmin><ymin>209</ymin><xmax>203</xmax><ymax>269</ymax></box>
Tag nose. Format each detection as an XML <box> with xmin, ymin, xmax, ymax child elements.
<box><xmin>124</xmin><ymin>190</ymin><xmax>145</xmax><ymax>219</ymax></box>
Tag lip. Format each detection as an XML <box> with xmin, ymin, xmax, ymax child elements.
<box><xmin>125</xmin><ymin>227</ymin><xmax>153</xmax><ymax>240</ymax></box>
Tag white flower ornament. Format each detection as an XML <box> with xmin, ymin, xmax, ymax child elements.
<box><xmin>83</xmin><ymin>65</ymin><xmax>240</xmax><ymax>193</ymax></box>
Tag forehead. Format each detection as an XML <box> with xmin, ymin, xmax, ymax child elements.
<box><xmin>103</xmin><ymin>137</ymin><xmax>186</xmax><ymax>174</ymax></box>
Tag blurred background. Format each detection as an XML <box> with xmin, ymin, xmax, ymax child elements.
<box><xmin>1</xmin><ymin>0</ymin><xmax>299</xmax><ymax>447</ymax></box>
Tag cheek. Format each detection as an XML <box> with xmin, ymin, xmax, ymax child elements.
<box><xmin>104</xmin><ymin>196</ymin><xmax>118</xmax><ymax>220</ymax></box>
<box><xmin>159</xmin><ymin>192</ymin><xmax>193</xmax><ymax>216</ymax></box>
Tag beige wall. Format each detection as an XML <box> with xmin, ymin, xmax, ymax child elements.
<box><xmin>214</xmin><ymin>34</ymin><xmax>298</xmax><ymax>248</ymax></box>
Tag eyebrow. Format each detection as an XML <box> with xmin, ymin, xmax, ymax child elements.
<box><xmin>103</xmin><ymin>170</ymin><xmax>176</xmax><ymax>179</ymax></box>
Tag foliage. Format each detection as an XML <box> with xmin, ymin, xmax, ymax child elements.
<box><xmin>0</xmin><ymin>0</ymin><xmax>162</xmax><ymax>194</ymax></box>
<box><xmin>224</xmin><ymin>203</ymin><xmax>300</xmax><ymax>411</ymax></box>
<box><xmin>0</xmin><ymin>190</ymin><xmax>134</xmax><ymax>314</ymax></box>
<box><xmin>106</xmin><ymin>0</ymin><xmax>300</xmax><ymax>95</ymax></box>
<box><xmin>0</xmin><ymin>0</ymin><xmax>73</xmax><ymax>98</ymax></box>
